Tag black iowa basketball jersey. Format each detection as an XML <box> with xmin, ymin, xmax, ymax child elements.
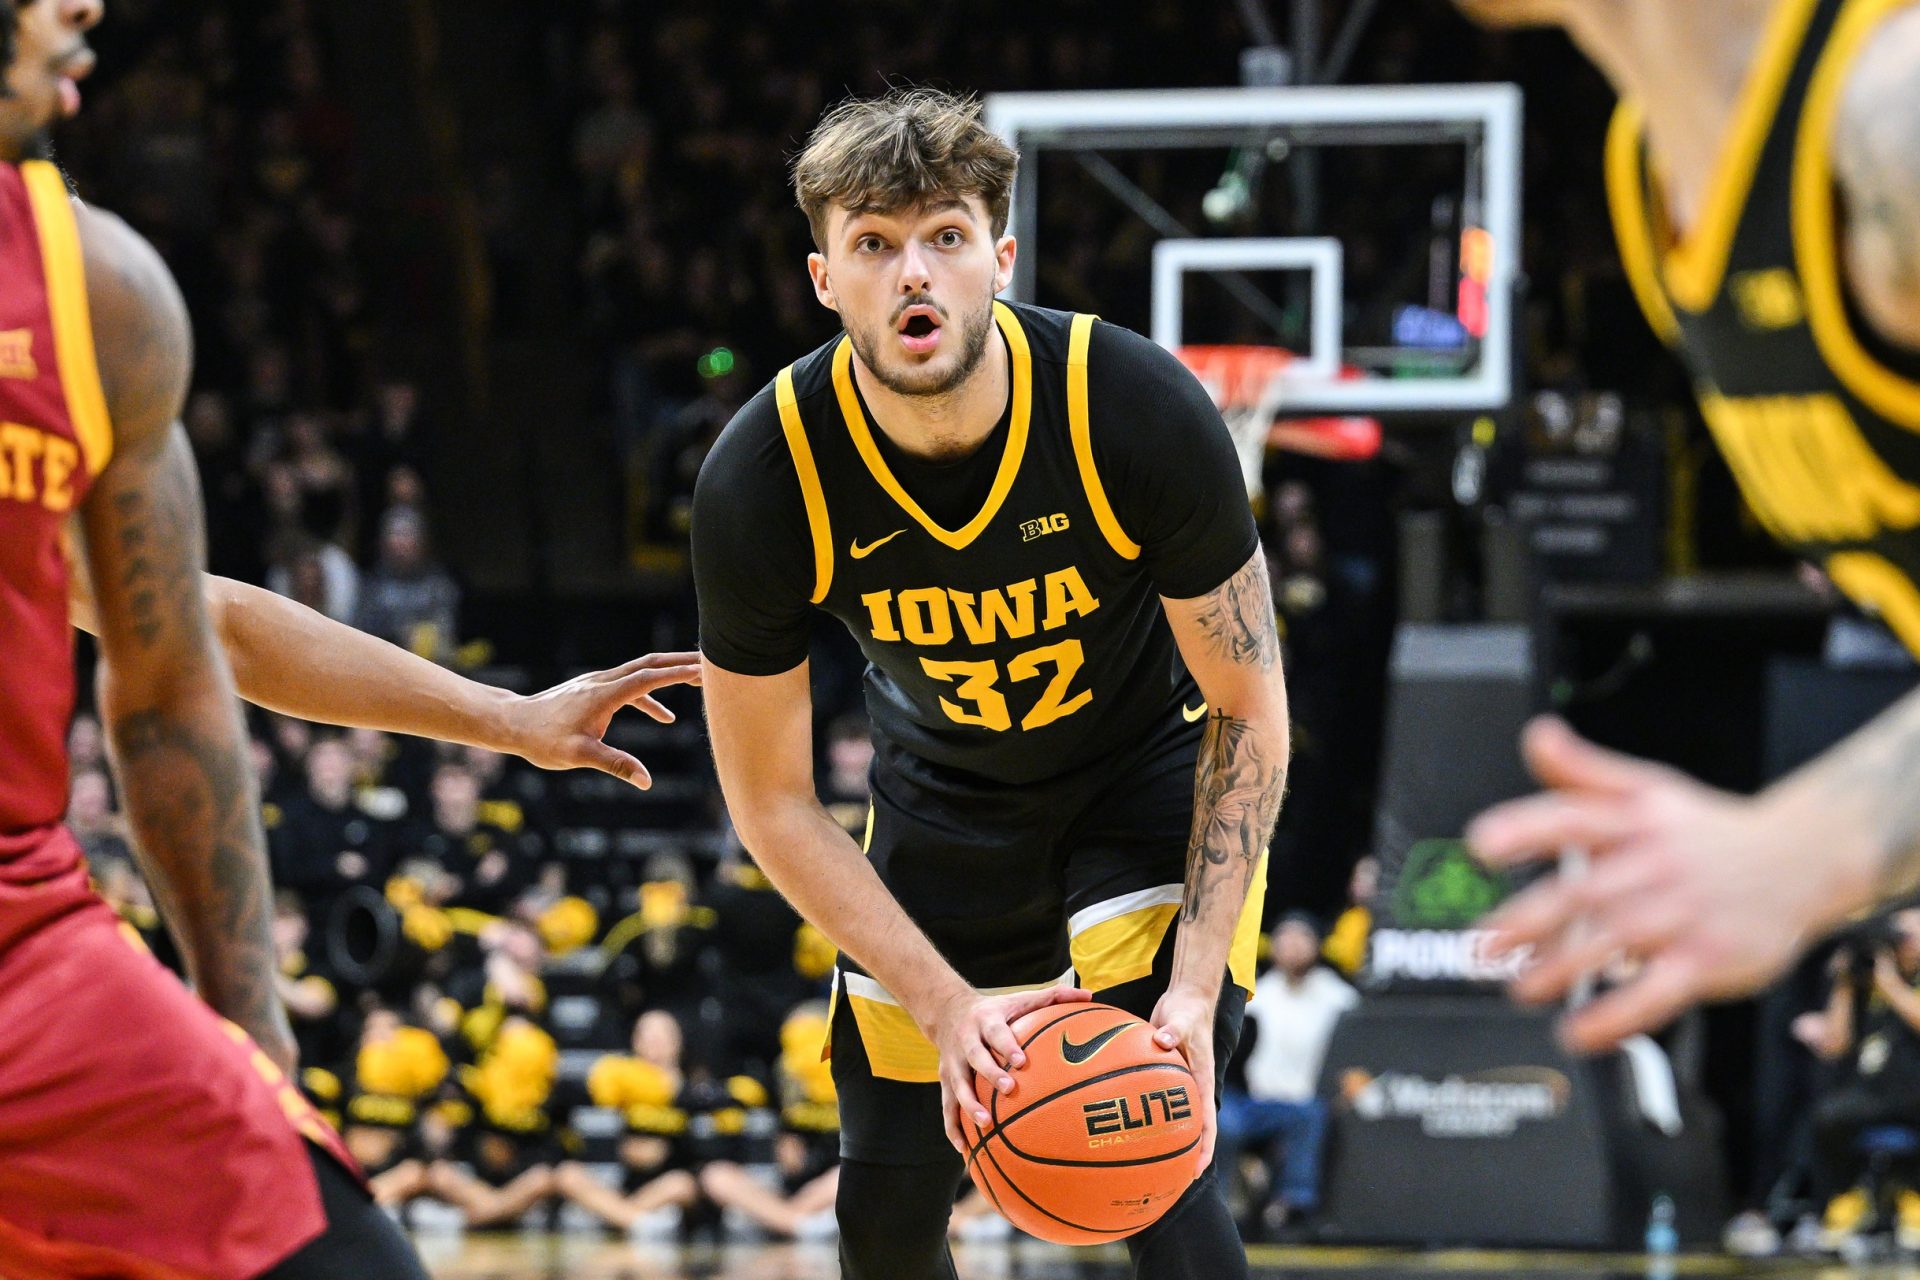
<box><xmin>692</xmin><ymin>301</ymin><xmax>1256</xmax><ymax>786</ymax></box>
<box><xmin>1608</xmin><ymin>0</ymin><xmax>1920</xmax><ymax>652</ymax></box>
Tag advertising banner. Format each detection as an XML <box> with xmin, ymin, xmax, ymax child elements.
<box><xmin>1367</xmin><ymin>625</ymin><xmax>1537</xmax><ymax>993</ymax></box>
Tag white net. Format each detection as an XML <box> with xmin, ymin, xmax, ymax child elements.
<box><xmin>1177</xmin><ymin>346</ymin><xmax>1292</xmax><ymax>499</ymax></box>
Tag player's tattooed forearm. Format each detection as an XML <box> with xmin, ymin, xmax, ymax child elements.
<box><xmin>1181</xmin><ymin>707</ymin><xmax>1287</xmax><ymax>923</ymax></box>
<box><xmin>1193</xmin><ymin>553</ymin><xmax>1280</xmax><ymax>671</ymax></box>
<box><xmin>109</xmin><ymin>708</ymin><xmax>282</xmax><ymax>1051</ymax></box>
<box><xmin>104</xmin><ymin>456</ymin><xmax>198</xmax><ymax>650</ymax></box>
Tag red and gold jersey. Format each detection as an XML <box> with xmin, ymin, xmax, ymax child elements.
<box><xmin>0</xmin><ymin>159</ymin><xmax>113</xmax><ymax>847</ymax></box>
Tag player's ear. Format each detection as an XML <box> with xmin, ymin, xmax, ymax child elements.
<box><xmin>993</xmin><ymin>236</ymin><xmax>1016</xmax><ymax>295</ymax></box>
<box><xmin>806</xmin><ymin>252</ymin><xmax>839</xmax><ymax>314</ymax></box>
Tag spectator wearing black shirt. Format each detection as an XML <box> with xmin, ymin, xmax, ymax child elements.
<box><xmin>601</xmin><ymin>852</ymin><xmax>712</xmax><ymax>1030</ymax></box>
<box><xmin>343</xmin><ymin>380</ymin><xmax>432</xmax><ymax>549</ymax></box>
<box><xmin>273</xmin><ymin>891</ymin><xmax>345</xmax><ymax>1079</ymax></box>
<box><xmin>68</xmin><ymin>769</ymin><xmax>131</xmax><ymax>872</ymax></box>
<box><xmin>554</xmin><ymin>1009</ymin><xmax>704</xmax><ymax>1234</ymax></box>
<box><xmin>702</xmin><ymin>852</ymin><xmax>820</xmax><ymax>1078</ymax></box>
<box><xmin>271</xmin><ymin>736</ymin><xmax>392</xmax><ymax>932</ymax></box>
<box><xmin>698</xmin><ymin>1002</ymin><xmax>840</xmax><ymax>1240</ymax></box>
<box><xmin>409</xmin><ymin>763</ymin><xmax>527</xmax><ymax>917</ymax></box>
<box><xmin>355</xmin><ymin>507</ymin><xmax>461</xmax><ymax>660</ymax></box>
<box><xmin>67</xmin><ymin>713</ymin><xmax>106</xmax><ymax>777</ymax></box>
<box><xmin>461</xmin><ymin>744</ymin><xmax>554</xmax><ymax>855</ymax></box>
<box><xmin>1795</xmin><ymin>912</ymin><xmax>1920</xmax><ymax>1234</ymax></box>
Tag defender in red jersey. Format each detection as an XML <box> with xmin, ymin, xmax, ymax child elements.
<box><xmin>0</xmin><ymin>2</ymin><xmax>701</xmax><ymax>1276</ymax></box>
<box><xmin>0</xmin><ymin>2</ymin><xmax>425</xmax><ymax>1275</ymax></box>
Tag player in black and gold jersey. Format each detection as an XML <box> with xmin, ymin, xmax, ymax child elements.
<box><xmin>1456</xmin><ymin>0</ymin><xmax>1920</xmax><ymax>1051</ymax></box>
<box><xmin>692</xmin><ymin>90</ymin><xmax>1287</xmax><ymax>1278</ymax></box>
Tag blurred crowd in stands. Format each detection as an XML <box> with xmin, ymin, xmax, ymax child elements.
<box><xmin>55</xmin><ymin>0</ymin><xmax>463</xmax><ymax>657</ymax></box>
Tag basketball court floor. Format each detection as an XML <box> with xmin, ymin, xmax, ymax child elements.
<box><xmin>416</xmin><ymin>1236</ymin><xmax>1888</xmax><ymax>1278</ymax></box>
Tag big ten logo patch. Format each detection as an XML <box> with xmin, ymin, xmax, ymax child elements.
<box><xmin>1729</xmin><ymin>269</ymin><xmax>1804</xmax><ymax>331</ymax></box>
<box><xmin>1021</xmin><ymin>513</ymin><xmax>1070</xmax><ymax>542</ymax></box>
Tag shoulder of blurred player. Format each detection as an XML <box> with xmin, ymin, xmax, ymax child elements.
<box><xmin>73</xmin><ymin>199</ymin><xmax>191</xmax><ymax>453</ymax></box>
<box><xmin>1450</xmin><ymin>0</ymin><xmax>1571</xmax><ymax>30</ymax></box>
<box><xmin>1832</xmin><ymin>3</ymin><xmax>1920</xmax><ymax>352</ymax></box>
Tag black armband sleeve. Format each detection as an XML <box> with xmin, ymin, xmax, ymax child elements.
<box><xmin>1087</xmin><ymin>321</ymin><xmax>1260</xmax><ymax>599</ymax></box>
<box><xmin>691</xmin><ymin>391</ymin><xmax>816</xmax><ymax>676</ymax></box>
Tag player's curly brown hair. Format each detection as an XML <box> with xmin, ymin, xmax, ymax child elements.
<box><xmin>791</xmin><ymin>87</ymin><xmax>1019</xmax><ymax>252</ymax></box>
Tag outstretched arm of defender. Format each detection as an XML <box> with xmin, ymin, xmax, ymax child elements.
<box><xmin>700</xmin><ymin>657</ymin><xmax>1087</xmax><ymax>1153</ymax></box>
<box><xmin>1158</xmin><ymin>548</ymin><xmax>1291</xmax><ymax>1167</ymax></box>
<box><xmin>75</xmin><ymin>203</ymin><xmax>295</xmax><ymax>1072</ymax></box>
<box><xmin>70</xmin><ymin>569</ymin><xmax>700</xmax><ymax>787</ymax></box>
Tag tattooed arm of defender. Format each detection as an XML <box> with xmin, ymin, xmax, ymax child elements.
<box><xmin>1161</xmin><ymin>548</ymin><xmax>1291</xmax><ymax>994</ymax></box>
<box><xmin>73</xmin><ymin>202</ymin><xmax>296</xmax><ymax>1074</ymax></box>
<box><xmin>1834</xmin><ymin>5</ymin><xmax>1920</xmax><ymax>351</ymax></box>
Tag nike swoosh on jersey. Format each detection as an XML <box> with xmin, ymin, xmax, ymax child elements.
<box><xmin>1060</xmin><ymin>1023</ymin><xmax>1129</xmax><ymax>1065</ymax></box>
<box><xmin>850</xmin><ymin>529</ymin><xmax>906</xmax><ymax>559</ymax></box>
<box><xmin>1182</xmin><ymin>702</ymin><xmax>1209</xmax><ymax>722</ymax></box>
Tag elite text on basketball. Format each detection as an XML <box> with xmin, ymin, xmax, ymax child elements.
<box><xmin>1082</xmin><ymin>1085</ymin><xmax>1192</xmax><ymax>1146</ymax></box>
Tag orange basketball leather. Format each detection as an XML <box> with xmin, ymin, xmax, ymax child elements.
<box><xmin>959</xmin><ymin>1003</ymin><xmax>1201</xmax><ymax>1244</ymax></box>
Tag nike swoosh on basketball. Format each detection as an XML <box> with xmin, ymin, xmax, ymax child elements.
<box><xmin>1182</xmin><ymin>702</ymin><xmax>1208</xmax><ymax>723</ymax></box>
<box><xmin>1060</xmin><ymin>1023</ymin><xmax>1129</xmax><ymax>1065</ymax></box>
<box><xmin>850</xmin><ymin>529</ymin><xmax>906</xmax><ymax>559</ymax></box>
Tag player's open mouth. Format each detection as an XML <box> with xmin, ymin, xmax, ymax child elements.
<box><xmin>54</xmin><ymin>48</ymin><xmax>95</xmax><ymax>119</ymax></box>
<box><xmin>896</xmin><ymin>305</ymin><xmax>943</xmax><ymax>354</ymax></box>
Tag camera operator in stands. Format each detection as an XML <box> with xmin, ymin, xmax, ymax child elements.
<box><xmin>1794</xmin><ymin>910</ymin><xmax>1920</xmax><ymax>1245</ymax></box>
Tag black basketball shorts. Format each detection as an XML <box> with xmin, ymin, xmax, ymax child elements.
<box><xmin>828</xmin><ymin>705</ymin><xmax>1265</xmax><ymax>1164</ymax></box>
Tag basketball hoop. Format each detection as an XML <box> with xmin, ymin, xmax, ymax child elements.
<box><xmin>1177</xmin><ymin>345</ymin><xmax>1294</xmax><ymax>500</ymax></box>
<box><xmin>1178</xmin><ymin>344</ymin><xmax>1386</xmax><ymax>500</ymax></box>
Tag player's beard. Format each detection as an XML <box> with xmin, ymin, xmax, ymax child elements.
<box><xmin>848</xmin><ymin>289</ymin><xmax>996</xmax><ymax>400</ymax></box>
<box><xmin>0</xmin><ymin>122</ymin><xmax>52</xmax><ymax>162</ymax></box>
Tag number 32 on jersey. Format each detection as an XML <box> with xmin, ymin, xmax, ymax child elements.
<box><xmin>860</xmin><ymin>566</ymin><xmax>1101</xmax><ymax>733</ymax></box>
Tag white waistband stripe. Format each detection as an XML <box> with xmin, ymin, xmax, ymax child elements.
<box><xmin>1067</xmin><ymin>884</ymin><xmax>1183</xmax><ymax>936</ymax></box>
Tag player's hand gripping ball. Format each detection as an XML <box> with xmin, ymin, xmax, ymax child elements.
<box><xmin>959</xmin><ymin>1003</ymin><xmax>1201</xmax><ymax>1243</ymax></box>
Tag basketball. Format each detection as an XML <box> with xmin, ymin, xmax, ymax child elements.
<box><xmin>959</xmin><ymin>1003</ymin><xmax>1202</xmax><ymax>1245</ymax></box>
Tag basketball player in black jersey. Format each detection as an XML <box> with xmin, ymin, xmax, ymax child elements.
<box><xmin>1454</xmin><ymin>0</ymin><xmax>1920</xmax><ymax>1051</ymax></box>
<box><xmin>692</xmin><ymin>89</ymin><xmax>1286</xmax><ymax>1278</ymax></box>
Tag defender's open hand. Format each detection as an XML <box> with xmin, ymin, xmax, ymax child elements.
<box><xmin>503</xmin><ymin>652</ymin><xmax>703</xmax><ymax>787</ymax></box>
<box><xmin>1468</xmin><ymin>717</ymin><xmax>1857</xmax><ymax>1053</ymax></box>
